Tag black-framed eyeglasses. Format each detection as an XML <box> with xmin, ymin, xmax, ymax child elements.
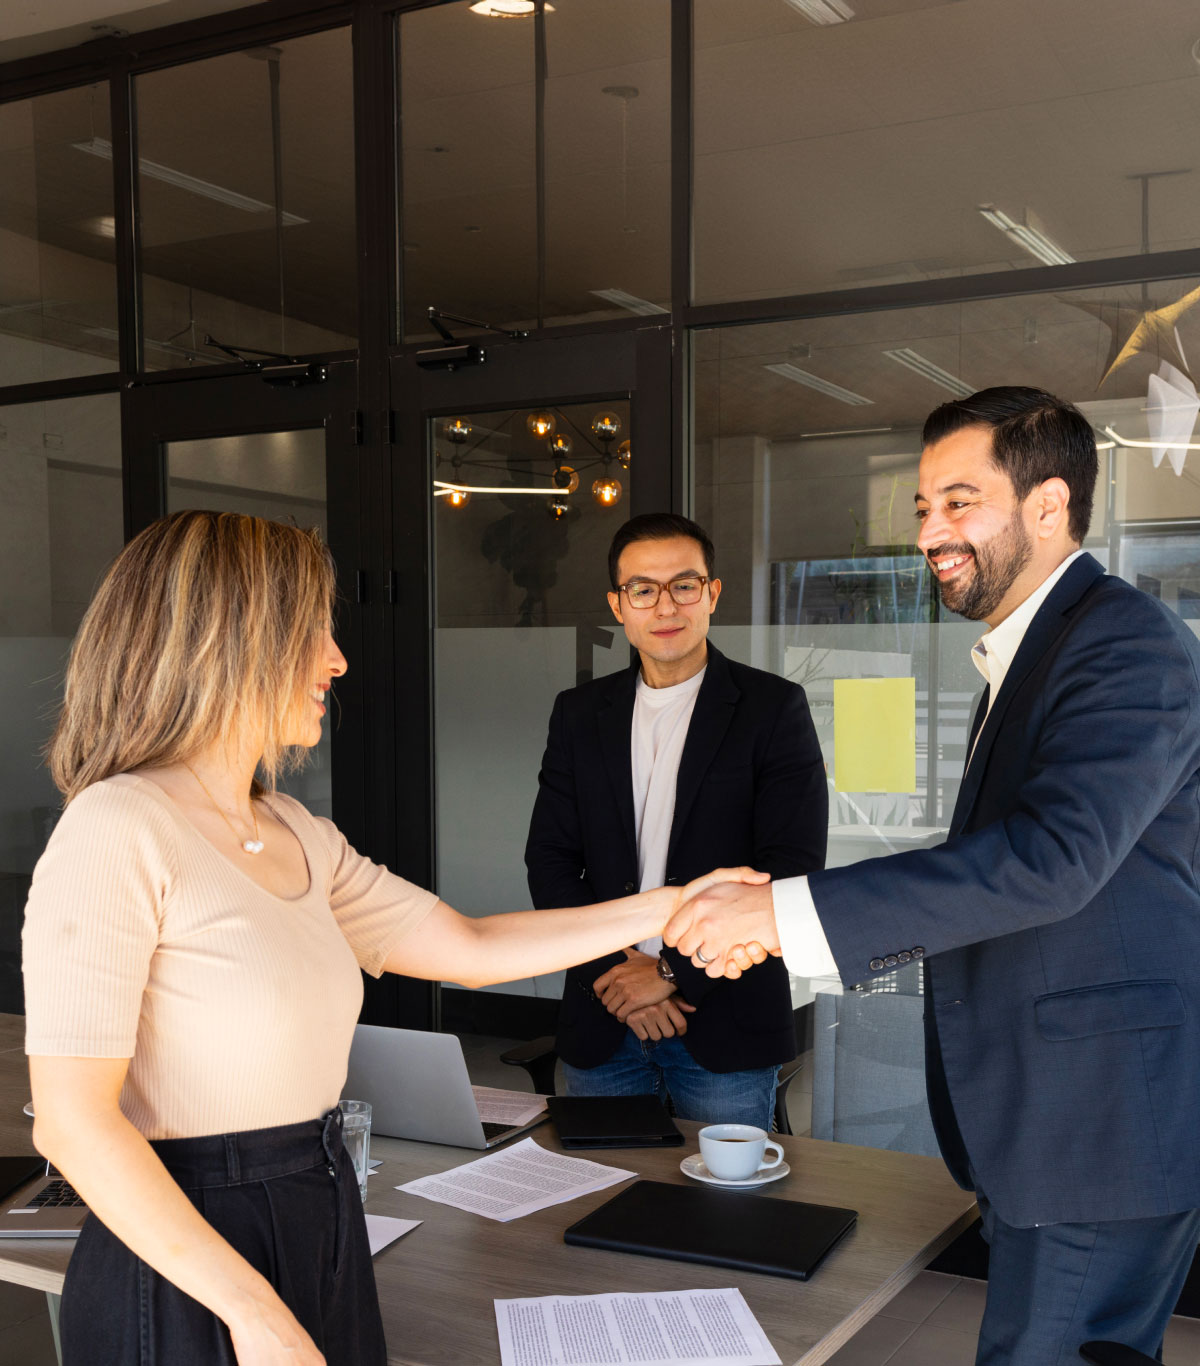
<box><xmin>617</xmin><ymin>576</ymin><xmax>709</xmax><ymax>609</ymax></box>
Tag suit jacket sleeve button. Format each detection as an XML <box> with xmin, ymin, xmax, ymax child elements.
<box><xmin>897</xmin><ymin>950</ymin><xmax>912</xmax><ymax>963</ymax></box>
<box><xmin>911</xmin><ymin>946</ymin><xmax>925</xmax><ymax>959</ymax></box>
<box><xmin>869</xmin><ymin>958</ymin><xmax>885</xmax><ymax>972</ymax></box>
<box><xmin>624</xmin><ymin>881</ymin><xmax>635</xmax><ymax>894</ymax></box>
<box><xmin>884</xmin><ymin>955</ymin><xmax>899</xmax><ymax>968</ymax></box>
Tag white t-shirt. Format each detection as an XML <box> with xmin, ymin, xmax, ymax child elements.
<box><xmin>631</xmin><ymin>667</ymin><xmax>706</xmax><ymax>953</ymax></box>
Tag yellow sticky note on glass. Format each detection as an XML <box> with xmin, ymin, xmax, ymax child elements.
<box><xmin>833</xmin><ymin>677</ymin><xmax>916</xmax><ymax>793</ymax></box>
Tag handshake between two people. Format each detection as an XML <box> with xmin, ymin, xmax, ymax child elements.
<box><xmin>663</xmin><ymin>865</ymin><xmax>781</xmax><ymax>979</ymax></box>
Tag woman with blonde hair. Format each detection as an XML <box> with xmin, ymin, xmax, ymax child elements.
<box><xmin>23</xmin><ymin>510</ymin><xmax>759</xmax><ymax>1366</ymax></box>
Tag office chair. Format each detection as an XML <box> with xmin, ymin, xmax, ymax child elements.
<box><xmin>499</xmin><ymin>1037</ymin><xmax>806</xmax><ymax>1134</ymax></box>
<box><xmin>1079</xmin><ymin>1342</ymin><xmax>1160</xmax><ymax>1364</ymax></box>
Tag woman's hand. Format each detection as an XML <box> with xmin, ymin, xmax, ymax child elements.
<box><xmin>228</xmin><ymin>1300</ymin><xmax>326</xmax><ymax>1364</ymax></box>
<box><xmin>669</xmin><ymin>865</ymin><xmax>771</xmax><ymax>918</ymax></box>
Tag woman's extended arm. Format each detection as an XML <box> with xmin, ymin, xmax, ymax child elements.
<box><xmin>29</xmin><ymin>1056</ymin><xmax>324</xmax><ymax>1366</ymax></box>
<box><xmin>382</xmin><ymin>868</ymin><xmax>767</xmax><ymax>985</ymax></box>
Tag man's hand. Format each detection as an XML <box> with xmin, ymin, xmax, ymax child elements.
<box><xmin>593</xmin><ymin>950</ymin><xmax>675</xmax><ymax>1020</ymax></box>
<box><xmin>663</xmin><ymin>878</ymin><xmax>781</xmax><ymax>978</ymax></box>
<box><xmin>625</xmin><ymin>998</ymin><xmax>696</xmax><ymax>1041</ymax></box>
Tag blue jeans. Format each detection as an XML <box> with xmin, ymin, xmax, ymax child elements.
<box><xmin>975</xmin><ymin>1189</ymin><xmax>1200</xmax><ymax>1365</ymax></box>
<box><xmin>563</xmin><ymin>1031</ymin><xmax>779</xmax><ymax>1129</ymax></box>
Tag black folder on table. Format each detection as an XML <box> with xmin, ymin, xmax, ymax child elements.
<box><xmin>564</xmin><ymin>1179</ymin><xmax>857</xmax><ymax>1281</ymax></box>
<box><xmin>547</xmin><ymin>1095</ymin><xmax>684</xmax><ymax>1148</ymax></box>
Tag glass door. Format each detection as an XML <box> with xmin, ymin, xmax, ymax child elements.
<box><xmin>391</xmin><ymin>327</ymin><xmax>673</xmax><ymax>1031</ymax></box>
<box><xmin>122</xmin><ymin>360</ymin><xmax>369</xmax><ymax>848</ymax></box>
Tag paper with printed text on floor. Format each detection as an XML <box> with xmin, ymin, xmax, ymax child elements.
<box><xmin>495</xmin><ymin>1288</ymin><xmax>781</xmax><ymax>1366</ymax></box>
<box><xmin>396</xmin><ymin>1136</ymin><xmax>634</xmax><ymax>1221</ymax></box>
<box><xmin>473</xmin><ymin>1085</ymin><xmax>550</xmax><ymax>1127</ymax></box>
<box><xmin>364</xmin><ymin>1213</ymin><xmax>420</xmax><ymax>1257</ymax></box>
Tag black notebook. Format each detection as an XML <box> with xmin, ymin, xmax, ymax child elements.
<box><xmin>547</xmin><ymin>1094</ymin><xmax>684</xmax><ymax>1148</ymax></box>
<box><xmin>564</xmin><ymin>1179</ymin><xmax>857</xmax><ymax>1281</ymax></box>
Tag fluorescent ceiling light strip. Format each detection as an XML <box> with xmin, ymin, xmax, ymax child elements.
<box><xmin>590</xmin><ymin>289</ymin><xmax>669</xmax><ymax>316</ymax></box>
<box><xmin>800</xmin><ymin>426</ymin><xmax>893</xmax><ymax>438</ymax></box>
<box><xmin>73</xmin><ymin>138</ymin><xmax>307</xmax><ymax>226</ymax></box>
<box><xmin>978</xmin><ymin>205</ymin><xmax>1074</xmax><ymax>268</ymax></box>
<box><xmin>1103</xmin><ymin>425</ymin><xmax>1200</xmax><ymax>452</ymax></box>
<box><xmin>764</xmin><ymin>362</ymin><xmax>873</xmax><ymax>406</ymax></box>
<box><xmin>434</xmin><ymin>480</ymin><xmax>557</xmax><ymax>496</ymax></box>
<box><xmin>782</xmin><ymin>0</ymin><xmax>855</xmax><ymax>25</ymax></box>
<box><xmin>883</xmin><ymin>348</ymin><xmax>975</xmax><ymax>399</ymax></box>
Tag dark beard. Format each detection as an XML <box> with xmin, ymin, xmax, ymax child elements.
<box><xmin>932</xmin><ymin>512</ymin><xmax>1033</xmax><ymax>621</ymax></box>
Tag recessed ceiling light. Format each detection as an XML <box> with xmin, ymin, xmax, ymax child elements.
<box><xmin>590</xmin><ymin>289</ymin><xmax>669</xmax><ymax>316</ymax></box>
<box><xmin>765</xmin><ymin>362</ymin><xmax>873</xmax><ymax>406</ymax></box>
<box><xmin>782</xmin><ymin>0</ymin><xmax>854</xmax><ymax>25</ymax></box>
<box><xmin>73</xmin><ymin>137</ymin><xmax>307</xmax><ymax>226</ymax></box>
<box><xmin>883</xmin><ymin>348</ymin><xmax>975</xmax><ymax>398</ymax></box>
<box><xmin>978</xmin><ymin>204</ymin><xmax>1074</xmax><ymax>267</ymax></box>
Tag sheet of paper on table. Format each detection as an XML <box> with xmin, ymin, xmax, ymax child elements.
<box><xmin>397</xmin><ymin>1137</ymin><xmax>634</xmax><ymax>1222</ymax></box>
<box><xmin>495</xmin><ymin>1288</ymin><xmax>781</xmax><ymax>1366</ymax></box>
<box><xmin>472</xmin><ymin>1085</ymin><xmax>549</xmax><ymax>1127</ymax></box>
<box><xmin>364</xmin><ymin>1213</ymin><xmax>421</xmax><ymax>1257</ymax></box>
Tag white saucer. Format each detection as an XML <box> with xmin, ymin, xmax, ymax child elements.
<box><xmin>680</xmin><ymin>1152</ymin><xmax>790</xmax><ymax>1189</ymax></box>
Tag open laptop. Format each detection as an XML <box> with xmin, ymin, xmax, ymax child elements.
<box><xmin>0</xmin><ymin>1156</ymin><xmax>88</xmax><ymax>1238</ymax></box>
<box><xmin>344</xmin><ymin>1024</ymin><xmax>548</xmax><ymax>1150</ymax></box>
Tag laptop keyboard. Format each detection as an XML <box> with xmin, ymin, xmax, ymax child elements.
<box><xmin>25</xmin><ymin>1180</ymin><xmax>85</xmax><ymax>1208</ymax></box>
<box><xmin>481</xmin><ymin>1121</ymin><xmax>515</xmax><ymax>1141</ymax></box>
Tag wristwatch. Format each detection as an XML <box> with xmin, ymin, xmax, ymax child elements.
<box><xmin>656</xmin><ymin>954</ymin><xmax>677</xmax><ymax>986</ymax></box>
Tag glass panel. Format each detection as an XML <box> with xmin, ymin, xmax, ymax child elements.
<box><xmin>693</xmin><ymin>0</ymin><xmax>1200</xmax><ymax>304</ymax></box>
<box><xmin>432</xmin><ymin>400</ymin><xmax>631</xmax><ymax>996</ymax></box>
<box><xmin>136</xmin><ymin>29</ymin><xmax>356</xmax><ymax>370</ymax></box>
<box><xmin>399</xmin><ymin>0</ymin><xmax>669</xmax><ymax>341</ymax></box>
<box><xmin>1</xmin><ymin>394</ymin><xmax>124</xmax><ymax>1012</ymax></box>
<box><xmin>0</xmin><ymin>83</ymin><xmax>119</xmax><ymax>380</ymax></box>
<box><xmin>692</xmin><ymin>275</ymin><xmax>1200</xmax><ymax>1152</ymax></box>
<box><xmin>165</xmin><ymin>430</ymin><xmax>331</xmax><ymax>816</ymax></box>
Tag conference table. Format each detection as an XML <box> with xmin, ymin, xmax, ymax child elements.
<box><xmin>0</xmin><ymin>1013</ymin><xmax>977</xmax><ymax>1365</ymax></box>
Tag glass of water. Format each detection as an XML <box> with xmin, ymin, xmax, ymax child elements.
<box><xmin>339</xmin><ymin>1099</ymin><xmax>372</xmax><ymax>1202</ymax></box>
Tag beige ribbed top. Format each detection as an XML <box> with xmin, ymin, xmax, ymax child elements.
<box><xmin>22</xmin><ymin>773</ymin><xmax>438</xmax><ymax>1140</ymax></box>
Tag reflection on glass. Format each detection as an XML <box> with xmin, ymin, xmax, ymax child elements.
<box><xmin>399</xmin><ymin>0</ymin><xmax>669</xmax><ymax>340</ymax></box>
<box><xmin>166</xmin><ymin>430</ymin><xmax>331</xmax><ymax>817</ymax></box>
<box><xmin>0</xmin><ymin>85</ymin><xmax>118</xmax><ymax>380</ymax></box>
<box><xmin>137</xmin><ymin>29</ymin><xmax>355</xmax><ymax>370</ymax></box>
<box><xmin>692</xmin><ymin>278</ymin><xmax>1200</xmax><ymax>1153</ymax></box>
<box><xmin>693</xmin><ymin>0</ymin><xmax>1200</xmax><ymax>304</ymax></box>
<box><xmin>432</xmin><ymin>400</ymin><xmax>631</xmax><ymax>998</ymax></box>
<box><xmin>0</xmin><ymin>394</ymin><xmax>124</xmax><ymax>1011</ymax></box>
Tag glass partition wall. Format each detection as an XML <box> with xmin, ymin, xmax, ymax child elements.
<box><xmin>3</xmin><ymin>0</ymin><xmax>1200</xmax><ymax>1165</ymax></box>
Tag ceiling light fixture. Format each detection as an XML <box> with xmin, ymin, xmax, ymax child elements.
<box><xmin>590</xmin><ymin>289</ymin><xmax>669</xmax><ymax>316</ymax></box>
<box><xmin>1102</xmin><ymin>425</ymin><xmax>1200</xmax><ymax>452</ymax></box>
<box><xmin>883</xmin><ymin>348</ymin><xmax>975</xmax><ymax>398</ymax></box>
<box><xmin>434</xmin><ymin>480</ymin><xmax>560</xmax><ymax>496</ymax></box>
<box><xmin>468</xmin><ymin>1</ymin><xmax>555</xmax><ymax>16</ymax></box>
<box><xmin>782</xmin><ymin>0</ymin><xmax>855</xmax><ymax>25</ymax></box>
<box><xmin>73</xmin><ymin>137</ymin><xmax>307</xmax><ymax>225</ymax></box>
<box><xmin>765</xmin><ymin>361</ymin><xmax>873</xmax><ymax>406</ymax></box>
<box><xmin>978</xmin><ymin>204</ymin><xmax>1075</xmax><ymax>267</ymax></box>
<box><xmin>799</xmin><ymin>426</ymin><xmax>894</xmax><ymax>438</ymax></box>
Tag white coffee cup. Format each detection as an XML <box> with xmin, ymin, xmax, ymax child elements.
<box><xmin>698</xmin><ymin>1123</ymin><xmax>784</xmax><ymax>1182</ymax></box>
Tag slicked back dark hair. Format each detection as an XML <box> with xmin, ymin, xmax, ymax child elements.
<box><xmin>922</xmin><ymin>386</ymin><xmax>1098</xmax><ymax>543</ymax></box>
<box><xmin>607</xmin><ymin>514</ymin><xmax>715</xmax><ymax>589</ymax></box>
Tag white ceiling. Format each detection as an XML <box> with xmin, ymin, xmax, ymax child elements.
<box><xmin>0</xmin><ymin>0</ymin><xmax>262</xmax><ymax>63</ymax></box>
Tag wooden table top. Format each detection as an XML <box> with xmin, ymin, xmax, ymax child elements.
<box><xmin>0</xmin><ymin>1014</ymin><xmax>976</xmax><ymax>1365</ymax></box>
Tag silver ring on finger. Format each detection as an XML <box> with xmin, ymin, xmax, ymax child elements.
<box><xmin>695</xmin><ymin>946</ymin><xmax>715</xmax><ymax>965</ymax></box>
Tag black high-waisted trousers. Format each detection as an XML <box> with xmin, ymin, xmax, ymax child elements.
<box><xmin>60</xmin><ymin>1108</ymin><xmax>386</xmax><ymax>1365</ymax></box>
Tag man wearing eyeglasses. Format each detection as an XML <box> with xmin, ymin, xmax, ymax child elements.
<box><xmin>525</xmin><ymin>513</ymin><xmax>827</xmax><ymax>1127</ymax></box>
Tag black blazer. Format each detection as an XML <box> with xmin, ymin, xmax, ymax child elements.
<box><xmin>525</xmin><ymin>643</ymin><xmax>828</xmax><ymax>1072</ymax></box>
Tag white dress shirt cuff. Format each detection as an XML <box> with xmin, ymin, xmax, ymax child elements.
<box><xmin>773</xmin><ymin>876</ymin><xmax>840</xmax><ymax>979</ymax></box>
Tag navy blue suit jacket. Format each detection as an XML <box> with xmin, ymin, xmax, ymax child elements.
<box><xmin>810</xmin><ymin>554</ymin><xmax>1200</xmax><ymax>1226</ymax></box>
<box><xmin>526</xmin><ymin>644</ymin><xmax>827</xmax><ymax>1073</ymax></box>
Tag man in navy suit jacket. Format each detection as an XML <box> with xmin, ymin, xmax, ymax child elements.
<box><xmin>666</xmin><ymin>389</ymin><xmax>1200</xmax><ymax>1362</ymax></box>
<box><xmin>526</xmin><ymin>514</ymin><xmax>826</xmax><ymax>1128</ymax></box>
